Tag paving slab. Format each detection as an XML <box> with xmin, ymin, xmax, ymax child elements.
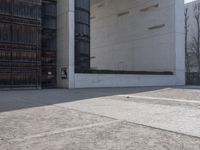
<box><xmin>131</xmin><ymin>87</ymin><xmax>200</xmax><ymax>101</ymax></box>
<box><xmin>0</xmin><ymin>105</ymin><xmax>113</xmax><ymax>142</ymax></box>
<box><xmin>1</xmin><ymin>86</ymin><xmax>200</xmax><ymax>150</ymax></box>
<box><xmin>1</xmin><ymin>121</ymin><xmax>200</xmax><ymax>150</ymax></box>
<box><xmin>56</xmin><ymin>97</ymin><xmax>200</xmax><ymax>137</ymax></box>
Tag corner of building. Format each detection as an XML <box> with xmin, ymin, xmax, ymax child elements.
<box><xmin>175</xmin><ymin>0</ymin><xmax>186</xmax><ymax>85</ymax></box>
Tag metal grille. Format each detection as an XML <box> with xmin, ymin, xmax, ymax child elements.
<box><xmin>0</xmin><ymin>0</ymin><xmax>57</xmax><ymax>89</ymax></box>
<box><xmin>41</xmin><ymin>0</ymin><xmax>57</xmax><ymax>88</ymax></box>
<box><xmin>0</xmin><ymin>0</ymin><xmax>41</xmax><ymax>89</ymax></box>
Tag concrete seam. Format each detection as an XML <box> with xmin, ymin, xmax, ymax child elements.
<box><xmin>53</xmin><ymin>105</ymin><xmax>119</xmax><ymax>121</ymax></box>
<box><xmin>125</xmin><ymin>121</ymin><xmax>200</xmax><ymax>139</ymax></box>
<box><xmin>118</xmin><ymin>95</ymin><xmax>200</xmax><ymax>105</ymax></box>
<box><xmin>10</xmin><ymin>120</ymin><xmax>123</xmax><ymax>143</ymax></box>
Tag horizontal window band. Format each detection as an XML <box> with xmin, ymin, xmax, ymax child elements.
<box><xmin>118</xmin><ymin>11</ymin><xmax>130</xmax><ymax>17</ymax></box>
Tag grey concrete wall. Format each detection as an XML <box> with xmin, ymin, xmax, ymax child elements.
<box><xmin>90</xmin><ymin>0</ymin><xmax>177</xmax><ymax>72</ymax></box>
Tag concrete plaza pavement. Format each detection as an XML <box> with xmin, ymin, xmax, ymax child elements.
<box><xmin>0</xmin><ymin>86</ymin><xmax>200</xmax><ymax>149</ymax></box>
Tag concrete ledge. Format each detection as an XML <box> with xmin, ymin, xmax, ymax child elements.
<box><xmin>74</xmin><ymin>73</ymin><xmax>178</xmax><ymax>88</ymax></box>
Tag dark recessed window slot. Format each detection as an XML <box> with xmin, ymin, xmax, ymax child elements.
<box><xmin>140</xmin><ymin>4</ymin><xmax>159</xmax><ymax>12</ymax></box>
<box><xmin>118</xmin><ymin>11</ymin><xmax>130</xmax><ymax>17</ymax></box>
<box><xmin>90</xmin><ymin>16</ymin><xmax>96</xmax><ymax>20</ymax></box>
<box><xmin>148</xmin><ymin>24</ymin><xmax>165</xmax><ymax>30</ymax></box>
<box><xmin>97</xmin><ymin>4</ymin><xmax>104</xmax><ymax>8</ymax></box>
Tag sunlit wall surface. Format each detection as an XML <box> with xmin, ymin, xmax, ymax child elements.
<box><xmin>89</xmin><ymin>0</ymin><xmax>176</xmax><ymax>74</ymax></box>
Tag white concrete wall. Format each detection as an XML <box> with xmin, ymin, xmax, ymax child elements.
<box><xmin>57</xmin><ymin>0</ymin><xmax>185</xmax><ymax>88</ymax></box>
<box><xmin>57</xmin><ymin>0</ymin><xmax>75</xmax><ymax>88</ymax></box>
<box><xmin>73</xmin><ymin>0</ymin><xmax>185</xmax><ymax>88</ymax></box>
<box><xmin>90</xmin><ymin>0</ymin><xmax>176</xmax><ymax>72</ymax></box>
<box><xmin>74</xmin><ymin>73</ymin><xmax>176</xmax><ymax>88</ymax></box>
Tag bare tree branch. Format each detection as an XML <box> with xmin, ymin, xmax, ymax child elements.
<box><xmin>185</xmin><ymin>7</ymin><xmax>190</xmax><ymax>73</ymax></box>
<box><xmin>189</xmin><ymin>2</ymin><xmax>200</xmax><ymax>75</ymax></box>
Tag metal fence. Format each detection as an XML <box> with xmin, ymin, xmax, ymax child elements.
<box><xmin>0</xmin><ymin>0</ymin><xmax>57</xmax><ymax>89</ymax></box>
<box><xmin>0</xmin><ymin>0</ymin><xmax>41</xmax><ymax>88</ymax></box>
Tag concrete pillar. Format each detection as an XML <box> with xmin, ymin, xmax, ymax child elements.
<box><xmin>57</xmin><ymin>0</ymin><xmax>75</xmax><ymax>88</ymax></box>
<box><xmin>175</xmin><ymin>0</ymin><xmax>185</xmax><ymax>85</ymax></box>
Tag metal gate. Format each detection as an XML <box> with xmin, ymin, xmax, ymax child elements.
<box><xmin>0</xmin><ymin>0</ymin><xmax>41</xmax><ymax>89</ymax></box>
<box><xmin>75</xmin><ymin>0</ymin><xmax>90</xmax><ymax>72</ymax></box>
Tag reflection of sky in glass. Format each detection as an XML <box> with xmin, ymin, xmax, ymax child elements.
<box><xmin>185</xmin><ymin>0</ymin><xmax>197</xmax><ymax>3</ymax></box>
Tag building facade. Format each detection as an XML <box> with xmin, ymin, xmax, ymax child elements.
<box><xmin>0</xmin><ymin>0</ymin><xmax>185</xmax><ymax>89</ymax></box>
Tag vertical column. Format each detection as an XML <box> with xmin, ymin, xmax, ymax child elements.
<box><xmin>175</xmin><ymin>0</ymin><xmax>185</xmax><ymax>85</ymax></box>
<box><xmin>57</xmin><ymin>0</ymin><xmax>75</xmax><ymax>88</ymax></box>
